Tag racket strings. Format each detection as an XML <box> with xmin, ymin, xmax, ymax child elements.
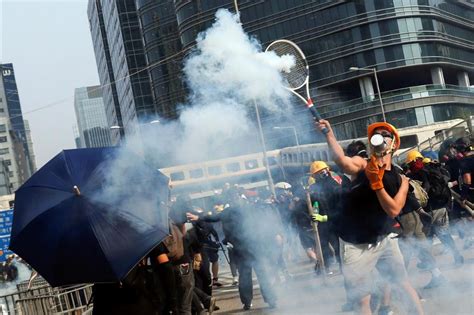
<box><xmin>267</xmin><ymin>42</ymin><xmax>308</xmax><ymax>90</ymax></box>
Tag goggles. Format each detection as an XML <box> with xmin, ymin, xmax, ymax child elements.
<box><xmin>373</xmin><ymin>131</ymin><xmax>393</xmax><ymax>139</ymax></box>
<box><xmin>313</xmin><ymin>169</ymin><xmax>330</xmax><ymax>180</ymax></box>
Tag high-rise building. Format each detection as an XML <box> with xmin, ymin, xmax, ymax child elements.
<box><xmin>0</xmin><ymin>63</ymin><xmax>36</xmax><ymax>180</ymax></box>
<box><xmin>0</xmin><ymin>63</ymin><xmax>36</xmax><ymax>189</ymax></box>
<box><xmin>89</xmin><ymin>0</ymin><xmax>474</xmax><ymax>149</ymax></box>
<box><xmin>24</xmin><ymin>120</ymin><xmax>36</xmax><ymax>173</ymax></box>
<box><xmin>88</xmin><ymin>0</ymin><xmax>157</xmax><ymax>143</ymax></box>
<box><xmin>175</xmin><ymin>0</ymin><xmax>474</xmax><ymax>142</ymax></box>
<box><xmin>74</xmin><ymin>86</ymin><xmax>112</xmax><ymax>148</ymax></box>
<box><xmin>135</xmin><ymin>0</ymin><xmax>186</xmax><ymax>119</ymax></box>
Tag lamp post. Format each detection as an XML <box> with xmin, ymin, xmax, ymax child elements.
<box><xmin>253</xmin><ymin>100</ymin><xmax>276</xmax><ymax>197</ymax></box>
<box><xmin>349</xmin><ymin>66</ymin><xmax>386</xmax><ymax>122</ymax></box>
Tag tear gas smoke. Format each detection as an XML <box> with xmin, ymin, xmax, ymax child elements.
<box><xmin>123</xmin><ymin>9</ymin><xmax>296</xmax><ymax>166</ymax></box>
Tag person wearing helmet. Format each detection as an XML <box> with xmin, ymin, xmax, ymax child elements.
<box><xmin>315</xmin><ymin>119</ymin><xmax>424</xmax><ymax>315</ymax></box>
<box><xmin>406</xmin><ymin>150</ymin><xmax>464</xmax><ymax>270</ymax></box>
<box><xmin>308</xmin><ymin>161</ymin><xmax>345</xmax><ymax>275</ymax></box>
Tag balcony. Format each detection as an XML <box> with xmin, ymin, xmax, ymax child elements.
<box><xmin>320</xmin><ymin>84</ymin><xmax>474</xmax><ymax>124</ymax></box>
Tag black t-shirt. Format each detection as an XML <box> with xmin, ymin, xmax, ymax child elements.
<box><xmin>459</xmin><ymin>155</ymin><xmax>474</xmax><ymax>184</ymax></box>
<box><xmin>337</xmin><ymin>166</ymin><xmax>401</xmax><ymax>244</ymax></box>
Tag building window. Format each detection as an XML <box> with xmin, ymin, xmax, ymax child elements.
<box><xmin>399</xmin><ymin>135</ymin><xmax>418</xmax><ymax>149</ymax></box>
<box><xmin>0</xmin><ymin>136</ymin><xmax>7</xmax><ymax>143</ymax></box>
<box><xmin>0</xmin><ymin>148</ymin><xmax>9</xmax><ymax>155</ymax></box>
<box><xmin>4</xmin><ymin>160</ymin><xmax>11</xmax><ymax>166</ymax></box>
<box><xmin>8</xmin><ymin>171</ymin><xmax>13</xmax><ymax>177</ymax></box>
<box><xmin>0</xmin><ymin>125</ymin><xmax>6</xmax><ymax>133</ymax></box>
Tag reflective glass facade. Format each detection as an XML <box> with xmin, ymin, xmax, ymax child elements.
<box><xmin>0</xmin><ymin>64</ymin><xmax>35</xmax><ymax>179</ymax></box>
<box><xmin>174</xmin><ymin>0</ymin><xmax>474</xmax><ymax>141</ymax></box>
<box><xmin>136</xmin><ymin>0</ymin><xmax>186</xmax><ymax>119</ymax></box>
<box><xmin>88</xmin><ymin>0</ymin><xmax>156</xmax><ymax>138</ymax></box>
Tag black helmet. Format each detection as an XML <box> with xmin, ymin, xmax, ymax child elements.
<box><xmin>455</xmin><ymin>137</ymin><xmax>472</xmax><ymax>152</ymax></box>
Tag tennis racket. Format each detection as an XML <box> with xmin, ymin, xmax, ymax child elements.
<box><xmin>265</xmin><ymin>39</ymin><xmax>328</xmax><ymax>134</ymax></box>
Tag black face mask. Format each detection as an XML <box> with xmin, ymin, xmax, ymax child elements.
<box><xmin>316</xmin><ymin>170</ymin><xmax>330</xmax><ymax>181</ymax></box>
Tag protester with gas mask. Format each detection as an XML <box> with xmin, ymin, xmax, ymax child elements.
<box><xmin>315</xmin><ymin>119</ymin><xmax>424</xmax><ymax>315</ymax></box>
<box><xmin>405</xmin><ymin>150</ymin><xmax>464</xmax><ymax>270</ymax></box>
<box><xmin>308</xmin><ymin>161</ymin><xmax>345</xmax><ymax>275</ymax></box>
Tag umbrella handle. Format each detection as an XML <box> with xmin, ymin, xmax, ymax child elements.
<box><xmin>73</xmin><ymin>186</ymin><xmax>81</xmax><ymax>196</ymax></box>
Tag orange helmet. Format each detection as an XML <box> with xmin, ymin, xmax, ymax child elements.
<box><xmin>367</xmin><ymin>122</ymin><xmax>400</xmax><ymax>152</ymax></box>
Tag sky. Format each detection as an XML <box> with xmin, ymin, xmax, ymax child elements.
<box><xmin>1</xmin><ymin>0</ymin><xmax>99</xmax><ymax>168</ymax></box>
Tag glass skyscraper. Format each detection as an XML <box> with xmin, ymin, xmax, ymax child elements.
<box><xmin>174</xmin><ymin>0</ymin><xmax>474</xmax><ymax>141</ymax></box>
<box><xmin>89</xmin><ymin>0</ymin><xmax>473</xmax><ymax>146</ymax></box>
<box><xmin>74</xmin><ymin>86</ymin><xmax>112</xmax><ymax>148</ymax></box>
<box><xmin>0</xmin><ymin>63</ymin><xmax>37</xmax><ymax>190</ymax></box>
<box><xmin>88</xmin><ymin>0</ymin><xmax>156</xmax><ymax>143</ymax></box>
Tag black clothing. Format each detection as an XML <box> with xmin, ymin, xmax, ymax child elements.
<box><xmin>338</xmin><ymin>166</ymin><xmax>400</xmax><ymax>244</ymax></box>
<box><xmin>409</xmin><ymin>165</ymin><xmax>451</xmax><ymax>210</ymax></box>
<box><xmin>309</xmin><ymin>175</ymin><xmax>345</xmax><ymax>265</ymax></box>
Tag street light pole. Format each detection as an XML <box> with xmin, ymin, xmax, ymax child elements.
<box><xmin>349</xmin><ymin>66</ymin><xmax>386</xmax><ymax>122</ymax></box>
<box><xmin>254</xmin><ymin>99</ymin><xmax>276</xmax><ymax>197</ymax></box>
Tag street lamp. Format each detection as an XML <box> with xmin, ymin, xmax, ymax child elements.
<box><xmin>253</xmin><ymin>100</ymin><xmax>276</xmax><ymax>197</ymax></box>
<box><xmin>274</xmin><ymin>126</ymin><xmax>304</xmax><ymax>175</ymax></box>
<box><xmin>349</xmin><ymin>66</ymin><xmax>386</xmax><ymax>122</ymax></box>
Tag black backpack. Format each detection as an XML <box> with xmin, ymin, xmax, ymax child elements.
<box><xmin>425</xmin><ymin>164</ymin><xmax>451</xmax><ymax>206</ymax></box>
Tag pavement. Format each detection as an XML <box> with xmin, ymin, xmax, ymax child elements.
<box><xmin>210</xmin><ymin>238</ymin><xmax>474</xmax><ymax>315</ymax></box>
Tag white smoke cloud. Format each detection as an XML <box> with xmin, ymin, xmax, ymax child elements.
<box><xmin>124</xmin><ymin>8</ymin><xmax>295</xmax><ymax>166</ymax></box>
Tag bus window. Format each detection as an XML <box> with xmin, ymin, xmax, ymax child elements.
<box><xmin>399</xmin><ymin>135</ymin><xmax>418</xmax><ymax>149</ymax></box>
<box><xmin>170</xmin><ymin>171</ymin><xmax>185</xmax><ymax>181</ymax></box>
<box><xmin>189</xmin><ymin>169</ymin><xmax>204</xmax><ymax>178</ymax></box>
<box><xmin>267</xmin><ymin>157</ymin><xmax>277</xmax><ymax>165</ymax></box>
<box><xmin>208</xmin><ymin>165</ymin><xmax>222</xmax><ymax>176</ymax></box>
<box><xmin>245</xmin><ymin>159</ymin><xmax>258</xmax><ymax>170</ymax></box>
<box><xmin>226</xmin><ymin>162</ymin><xmax>240</xmax><ymax>172</ymax></box>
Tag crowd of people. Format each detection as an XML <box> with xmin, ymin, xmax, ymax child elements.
<box><xmin>91</xmin><ymin>119</ymin><xmax>473</xmax><ymax>315</ymax></box>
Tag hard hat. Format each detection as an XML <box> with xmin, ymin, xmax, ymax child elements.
<box><xmin>406</xmin><ymin>150</ymin><xmax>424</xmax><ymax>164</ymax></box>
<box><xmin>309</xmin><ymin>161</ymin><xmax>329</xmax><ymax>174</ymax></box>
<box><xmin>367</xmin><ymin>122</ymin><xmax>400</xmax><ymax>151</ymax></box>
<box><xmin>275</xmin><ymin>182</ymin><xmax>292</xmax><ymax>189</ymax></box>
<box><xmin>422</xmin><ymin>157</ymin><xmax>431</xmax><ymax>164</ymax></box>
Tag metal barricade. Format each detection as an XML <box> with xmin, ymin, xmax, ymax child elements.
<box><xmin>1</xmin><ymin>283</ymin><xmax>93</xmax><ymax>314</ymax></box>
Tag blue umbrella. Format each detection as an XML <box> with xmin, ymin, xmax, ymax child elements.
<box><xmin>9</xmin><ymin>147</ymin><xmax>170</xmax><ymax>287</ymax></box>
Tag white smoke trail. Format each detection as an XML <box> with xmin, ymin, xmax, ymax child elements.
<box><xmin>125</xmin><ymin>8</ymin><xmax>295</xmax><ymax>166</ymax></box>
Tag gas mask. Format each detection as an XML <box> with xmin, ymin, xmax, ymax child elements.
<box><xmin>369</xmin><ymin>132</ymin><xmax>395</xmax><ymax>157</ymax></box>
<box><xmin>315</xmin><ymin>169</ymin><xmax>330</xmax><ymax>181</ymax></box>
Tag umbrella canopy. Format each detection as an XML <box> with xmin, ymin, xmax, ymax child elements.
<box><xmin>9</xmin><ymin>147</ymin><xmax>170</xmax><ymax>287</ymax></box>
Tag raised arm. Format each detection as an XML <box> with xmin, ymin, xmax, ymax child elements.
<box><xmin>316</xmin><ymin>120</ymin><xmax>366</xmax><ymax>175</ymax></box>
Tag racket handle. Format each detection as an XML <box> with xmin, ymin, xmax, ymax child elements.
<box><xmin>308</xmin><ymin>106</ymin><xmax>329</xmax><ymax>134</ymax></box>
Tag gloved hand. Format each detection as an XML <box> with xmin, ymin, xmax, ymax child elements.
<box><xmin>226</xmin><ymin>242</ymin><xmax>234</xmax><ymax>250</ymax></box>
<box><xmin>365</xmin><ymin>155</ymin><xmax>385</xmax><ymax>191</ymax></box>
<box><xmin>311</xmin><ymin>213</ymin><xmax>328</xmax><ymax>222</ymax></box>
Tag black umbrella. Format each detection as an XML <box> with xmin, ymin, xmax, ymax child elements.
<box><xmin>9</xmin><ymin>147</ymin><xmax>170</xmax><ymax>287</ymax></box>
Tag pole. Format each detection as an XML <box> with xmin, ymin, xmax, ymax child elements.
<box><xmin>372</xmin><ymin>68</ymin><xmax>386</xmax><ymax>122</ymax></box>
<box><xmin>305</xmin><ymin>191</ymin><xmax>327</xmax><ymax>281</ymax></box>
<box><xmin>254</xmin><ymin>99</ymin><xmax>276</xmax><ymax>197</ymax></box>
<box><xmin>291</xmin><ymin>127</ymin><xmax>305</xmax><ymax>176</ymax></box>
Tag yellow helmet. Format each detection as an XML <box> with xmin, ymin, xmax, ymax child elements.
<box><xmin>309</xmin><ymin>161</ymin><xmax>329</xmax><ymax>174</ymax></box>
<box><xmin>406</xmin><ymin>150</ymin><xmax>424</xmax><ymax>164</ymax></box>
<box><xmin>422</xmin><ymin>157</ymin><xmax>431</xmax><ymax>164</ymax></box>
